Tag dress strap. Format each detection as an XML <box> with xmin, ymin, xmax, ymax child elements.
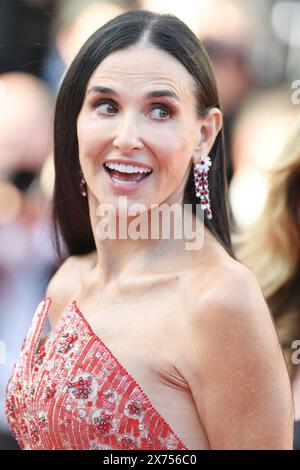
<box><xmin>24</xmin><ymin>297</ymin><xmax>52</xmax><ymax>379</ymax></box>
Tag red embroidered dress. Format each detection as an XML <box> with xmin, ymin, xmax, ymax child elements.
<box><xmin>5</xmin><ymin>298</ymin><xmax>188</xmax><ymax>450</ymax></box>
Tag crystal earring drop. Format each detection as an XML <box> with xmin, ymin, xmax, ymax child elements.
<box><xmin>193</xmin><ymin>155</ymin><xmax>212</xmax><ymax>219</ymax></box>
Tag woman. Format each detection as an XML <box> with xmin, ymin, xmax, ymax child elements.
<box><xmin>5</xmin><ymin>9</ymin><xmax>293</xmax><ymax>450</ymax></box>
<box><xmin>236</xmin><ymin>116</ymin><xmax>300</xmax><ymax>449</ymax></box>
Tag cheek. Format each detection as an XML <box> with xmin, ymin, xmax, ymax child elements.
<box><xmin>77</xmin><ymin>120</ymin><xmax>110</xmax><ymax>161</ymax></box>
<box><xmin>145</xmin><ymin>123</ymin><xmax>192</xmax><ymax>166</ymax></box>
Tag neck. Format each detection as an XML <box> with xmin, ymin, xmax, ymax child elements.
<box><xmin>87</xmin><ymin>177</ymin><xmax>206</xmax><ymax>288</ymax></box>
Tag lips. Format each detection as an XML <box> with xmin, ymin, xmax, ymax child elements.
<box><xmin>103</xmin><ymin>163</ymin><xmax>153</xmax><ymax>193</ymax></box>
<box><xmin>104</xmin><ymin>167</ymin><xmax>150</xmax><ymax>183</ymax></box>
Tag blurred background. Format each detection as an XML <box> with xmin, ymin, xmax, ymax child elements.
<box><xmin>0</xmin><ymin>0</ymin><xmax>300</xmax><ymax>449</ymax></box>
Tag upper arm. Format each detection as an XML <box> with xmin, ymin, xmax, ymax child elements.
<box><xmin>186</xmin><ymin>265</ymin><xmax>294</xmax><ymax>449</ymax></box>
<box><xmin>45</xmin><ymin>255</ymin><xmax>79</xmax><ymax>329</ymax></box>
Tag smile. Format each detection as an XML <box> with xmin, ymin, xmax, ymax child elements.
<box><xmin>103</xmin><ymin>162</ymin><xmax>153</xmax><ymax>191</ymax></box>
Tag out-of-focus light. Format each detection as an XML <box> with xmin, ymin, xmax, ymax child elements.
<box><xmin>229</xmin><ymin>171</ymin><xmax>268</xmax><ymax>228</ymax></box>
<box><xmin>271</xmin><ymin>1</ymin><xmax>300</xmax><ymax>47</ymax></box>
<box><xmin>0</xmin><ymin>182</ymin><xmax>23</xmax><ymax>224</ymax></box>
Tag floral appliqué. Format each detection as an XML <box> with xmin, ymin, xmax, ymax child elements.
<box><xmin>5</xmin><ymin>298</ymin><xmax>188</xmax><ymax>450</ymax></box>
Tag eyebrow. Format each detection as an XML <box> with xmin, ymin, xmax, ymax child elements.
<box><xmin>86</xmin><ymin>85</ymin><xmax>180</xmax><ymax>102</ymax></box>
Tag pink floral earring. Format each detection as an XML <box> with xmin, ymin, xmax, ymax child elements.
<box><xmin>79</xmin><ymin>169</ymin><xmax>87</xmax><ymax>197</ymax></box>
<box><xmin>193</xmin><ymin>155</ymin><xmax>213</xmax><ymax>220</ymax></box>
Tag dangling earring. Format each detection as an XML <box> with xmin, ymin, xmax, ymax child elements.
<box><xmin>193</xmin><ymin>155</ymin><xmax>213</xmax><ymax>220</ymax></box>
<box><xmin>79</xmin><ymin>168</ymin><xmax>87</xmax><ymax>197</ymax></box>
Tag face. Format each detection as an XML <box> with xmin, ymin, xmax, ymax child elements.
<box><xmin>77</xmin><ymin>44</ymin><xmax>203</xmax><ymax>214</ymax></box>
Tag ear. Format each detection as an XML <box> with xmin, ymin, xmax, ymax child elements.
<box><xmin>193</xmin><ymin>108</ymin><xmax>223</xmax><ymax>163</ymax></box>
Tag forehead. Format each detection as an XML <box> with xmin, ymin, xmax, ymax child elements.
<box><xmin>86</xmin><ymin>45</ymin><xmax>196</xmax><ymax>98</ymax></box>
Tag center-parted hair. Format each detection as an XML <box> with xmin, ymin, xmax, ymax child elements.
<box><xmin>52</xmin><ymin>9</ymin><xmax>235</xmax><ymax>263</ymax></box>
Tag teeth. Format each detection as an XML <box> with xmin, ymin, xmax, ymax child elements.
<box><xmin>104</xmin><ymin>162</ymin><xmax>152</xmax><ymax>174</ymax></box>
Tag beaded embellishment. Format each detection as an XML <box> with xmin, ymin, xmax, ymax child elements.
<box><xmin>5</xmin><ymin>298</ymin><xmax>188</xmax><ymax>450</ymax></box>
<box><xmin>193</xmin><ymin>155</ymin><xmax>213</xmax><ymax>219</ymax></box>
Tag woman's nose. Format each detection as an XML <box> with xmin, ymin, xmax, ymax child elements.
<box><xmin>112</xmin><ymin>112</ymin><xmax>144</xmax><ymax>153</ymax></box>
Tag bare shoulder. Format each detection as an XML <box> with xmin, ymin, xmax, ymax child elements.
<box><xmin>190</xmin><ymin>230</ymin><xmax>272</xmax><ymax>324</ymax></box>
<box><xmin>211</xmin><ymin>261</ymin><xmax>271</xmax><ymax>319</ymax></box>
<box><xmin>189</xmin><ymin>253</ymin><xmax>275</xmax><ymax>331</ymax></box>
<box><xmin>183</xmin><ymin>258</ymin><xmax>294</xmax><ymax>449</ymax></box>
<box><xmin>45</xmin><ymin>252</ymin><xmax>94</xmax><ymax>329</ymax></box>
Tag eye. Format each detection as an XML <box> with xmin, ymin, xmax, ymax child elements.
<box><xmin>149</xmin><ymin>104</ymin><xmax>172</xmax><ymax>120</ymax></box>
<box><xmin>91</xmin><ymin>99</ymin><xmax>172</xmax><ymax>120</ymax></box>
<box><xmin>93</xmin><ymin>99</ymin><xmax>118</xmax><ymax>115</ymax></box>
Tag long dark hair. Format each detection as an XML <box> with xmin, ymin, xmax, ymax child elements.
<box><xmin>52</xmin><ymin>9</ymin><xmax>235</xmax><ymax>263</ymax></box>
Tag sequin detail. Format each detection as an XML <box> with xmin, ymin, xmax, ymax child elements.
<box><xmin>5</xmin><ymin>298</ymin><xmax>188</xmax><ymax>450</ymax></box>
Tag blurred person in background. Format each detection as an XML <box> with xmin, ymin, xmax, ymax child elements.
<box><xmin>229</xmin><ymin>87</ymin><xmax>298</xmax><ymax>230</ymax></box>
<box><xmin>0</xmin><ymin>0</ymin><xmax>58</xmax><ymax>78</ymax></box>
<box><xmin>0</xmin><ymin>72</ymin><xmax>54</xmax><ymax>174</ymax></box>
<box><xmin>44</xmin><ymin>0</ymin><xmax>142</xmax><ymax>90</ymax></box>
<box><xmin>0</xmin><ymin>72</ymin><xmax>56</xmax><ymax>449</ymax></box>
<box><xmin>235</xmin><ymin>116</ymin><xmax>300</xmax><ymax>450</ymax></box>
